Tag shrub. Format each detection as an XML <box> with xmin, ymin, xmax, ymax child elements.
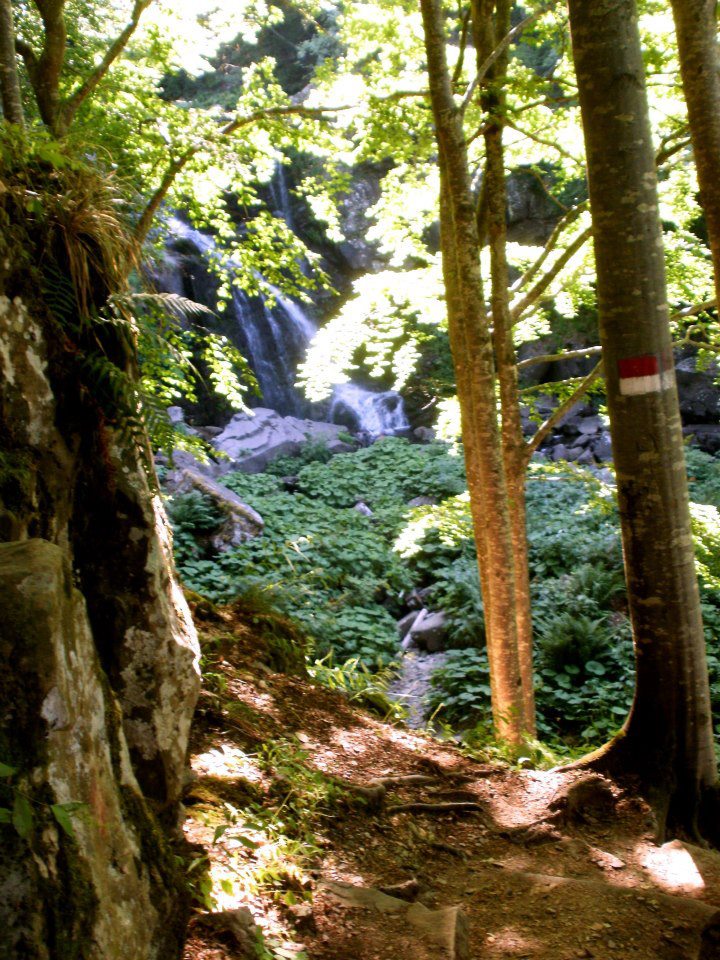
<box><xmin>167</xmin><ymin>491</ymin><xmax>224</xmax><ymax>563</ymax></box>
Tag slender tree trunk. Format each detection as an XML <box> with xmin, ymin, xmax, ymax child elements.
<box><xmin>568</xmin><ymin>0</ymin><xmax>718</xmax><ymax>841</ymax></box>
<box><xmin>472</xmin><ymin>0</ymin><xmax>535</xmax><ymax>734</ymax></box>
<box><xmin>0</xmin><ymin>0</ymin><xmax>24</xmax><ymax>128</ymax></box>
<box><xmin>670</xmin><ymin>0</ymin><xmax>720</xmax><ymax>299</ymax></box>
<box><xmin>421</xmin><ymin>0</ymin><xmax>524</xmax><ymax>744</ymax></box>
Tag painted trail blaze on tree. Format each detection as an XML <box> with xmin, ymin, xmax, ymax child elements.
<box><xmin>568</xmin><ymin>0</ymin><xmax>719</xmax><ymax>842</ymax></box>
<box><xmin>617</xmin><ymin>354</ymin><xmax>674</xmax><ymax>396</ymax></box>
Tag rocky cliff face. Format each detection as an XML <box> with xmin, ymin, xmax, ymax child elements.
<box><xmin>0</xmin><ymin>290</ymin><xmax>200</xmax><ymax>957</ymax></box>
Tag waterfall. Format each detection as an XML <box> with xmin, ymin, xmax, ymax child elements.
<box><xmin>268</xmin><ymin>164</ymin><xmax>295</xmax><ymax>231</ymax></box>
<box><xmin>162</xmin><ymin>179</ymin><xmax>410</xmax><ymax>435</ymax></box>
<box><xmin>330</xmin><ymin>384</ymin><xmax>409</xmax><ymax>437</ymax></box>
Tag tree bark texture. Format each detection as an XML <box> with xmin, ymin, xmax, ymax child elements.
<box><xmin>472</xmin><ymin>0</ymin><xmax>535</xmax><ymax>734</ymax></box>
<box><xmin>421</xmin><ymin>0</ymin><xmax>525</xmax><ymax>743</ymax></box>
<box><xmin>569</xmin><ymin>0</ymin><xmax>718</xmax><ymax>839</ymax></box>
<box><xmin>670</xmin><ymin>0</ymin><xmax>720</xmax><ymax>302</ymax></box>
<box><xmin>0</xmin><ymin>0</ymin><xmax>24</xmax><ymax>127</ymax></box>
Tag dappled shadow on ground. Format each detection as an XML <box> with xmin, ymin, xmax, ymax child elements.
<box><xmin>182</xmin><ymin>608</ymin><xmax>720</xmax><ymax>960</ymax></box>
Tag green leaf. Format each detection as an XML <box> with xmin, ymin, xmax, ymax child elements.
<box><xmin>50</xmin><ymin>800</ymin><xmax>88</xmax><ymax>840</ymax></box>
<box><xmin>0</xmin><ymin>807</ymin><xmax>12</xmax><ymax>823</ymax></box>
<box><xmin>0</xmin><ymin>762</ymin><xmax>16</xmax><ymax>778</ymax></box>
<box><xmin>12</xmin><ymin>793</ymin><xmax>34</xmax><ymax>839</ymax></box>
<box><xmin>585</xmin><ymin>661</ymin><xmax>606</xmax><ymax>676</ymax></box>
<box><xmin>213</xmin><ymin>824</ymin><xmax>230</xmax><ymax>843</ymax></box>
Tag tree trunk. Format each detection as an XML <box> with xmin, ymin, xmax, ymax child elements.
<box><xmin>568</xmin><ymin>0</ymin><xmax>718</xmax><ymax>841</ymax></box>
<box><xmin>472</xmin><ymin>0</ymin><xmax>535</xmax><ymax>734</ymax></box>
<box><xmin>670</xmin><ymin>0</ymin><xmax>720</xmax><ymax>299</ymax></box>
<box><xmin>421</xmin><ymin>0</ymin><xmax>525</xmax><ymax>744</ymax></box>
<box><xmin>0</xmin><ymin>0</ymin><xmax>24</xmax><ymax>128</ymax></box>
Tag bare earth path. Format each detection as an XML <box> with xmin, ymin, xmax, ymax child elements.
<box><xmin>182</xmin><ymin>607</ymin><xmax>720</xmax><ymax>960</ymax></box>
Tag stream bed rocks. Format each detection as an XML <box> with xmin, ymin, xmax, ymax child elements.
<box><xmin>210</xmin><ymin>408</ymin><xmax>354</xmax><ymax>474</ymax></box>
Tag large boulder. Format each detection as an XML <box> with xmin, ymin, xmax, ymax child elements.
<box><xmin>0</xmin><ymin>294</ymin><xmax>200</xmax><ymax>809</ymax></box>
<box><xmin>165</xmin><ymin>464</ymin><xmax>264</xmax><ymax>549</ymax></box>
<box><xmin>0</xmin><ymin>292</ymin><xmax>200</xmax><ymax>958</ymax></box>
<box><xmin>409</xmin><ymin>609</ymin><xmax>450</xmax><ymax>653</ymax></box>
<box><xmin>213</xmin><ymin>407</ymin><xmax>354</xmax><ymax>473</ymax></box>
<box><xmin>0</xmin><ymin>540</ymin><xmax>187</xmax><ymax>959</ymax></box>
<box><xmin>676</xmin><ymin>355</ymin><xmax>720</xmax><ymax>423</ymax></box>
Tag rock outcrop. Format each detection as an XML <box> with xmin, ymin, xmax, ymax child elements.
<box><xmin>0</xmin><ymin>292</ymin><xmax>200</xmax><ymax>957</ymax></box>
<box><xmin>213</xmin><ymin>407</ymin><xmax>354</xmax><ymax>473</ymax></box>
<box><xmin>0</xmin><ymin>540</ymin><xmax>187</xmax><ymax>959</ymax></box>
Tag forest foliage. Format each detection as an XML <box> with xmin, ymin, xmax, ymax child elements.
<box><xmin>3</xmin><ymin>0</ymin><xmax>720</xmax><ymax>754</ymax></box>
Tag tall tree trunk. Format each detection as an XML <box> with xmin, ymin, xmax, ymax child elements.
<box><xmin>670</xmin><ymin>0</ymin><xmax>720</xmax><ymax>300</ymax></box>
<box><xmin>0</xmin><ymin>0</ymin><xmax>24</xmax><ymax>128</ymax></box>
<box><xmin>568</xmin><ymin>0</ymin><xmax>718</xmax><ymax>841</ymax></box>
<box><xmin>421</xmin><ymin>0</ymin><xmax>525</xmax><ymax>744</ymax></box>
<box><xmin>472</xmin><ymin>0</ymin><xmax>535</xmax><ymax>734</ymax></box>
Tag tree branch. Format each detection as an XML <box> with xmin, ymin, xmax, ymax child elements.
<box><xmin>61</xmin><ymin>0</ymin><xmax>153</xmax><ymax>127</ymax></box>
<box><xmin>510</xmin><ymin>226</ymin><xmax>592</xmax><ymax>324</ymax></box>
<box><xmin>524</xmin><ymin>360</ymin><xmax>604</xmax><ymax>462</ymax></box>
<box><xmin>451</xmin><ymin>5</ymin><xmax>472</xmax><ymax>88</ymax></box>
<box><xmin>134</xmin><ymin>103</ymin><xmax>350</xmax><ymax>244</ymax></box>
<box><xmin>505</xmin><ymin>117</ymin><xmax>581</xmax><ymax>163</ymax></box>
<box><xmin>14</xmin><ymin>37</ymin><xmax>38</xmax><ymax>73</ymax></box>
<box><xmin>1</xmin><ymin>0</ymin><xmax>25</xmax><ymax>127</ymax></box>
<box><xmin>670</xmin><ymin>298</ymin><xmax>717</xmax><ymax>322</ymax></box>
<box><xmin>459</xmin><ymin>0</ymin><xmax>560</xmax><ymax>115</ymax></box>
<box><xmin>510</xmin><ymin>200</ymin><xmax>589</xmax><ymax>294</ymax></box>
<box><xmin>517</xmin><ymin>345</ymin><xmax>602</xmax><ymax>369</ymax></box>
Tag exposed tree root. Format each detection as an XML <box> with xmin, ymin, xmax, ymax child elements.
<box><xmin>387</xmin><ymin>801</ymin><xmax>489</xmax><ymax>818</ymax></box>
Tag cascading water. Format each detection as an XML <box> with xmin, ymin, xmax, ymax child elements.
<box><xmin>330</xmin><ymin>384</ymin><xmax>409</xmax><ymax>437</ymax></box>
<box><xmin>162</xmin><ymin>166</ymin><xmax>409</xmax><ymax>435</ymax></box>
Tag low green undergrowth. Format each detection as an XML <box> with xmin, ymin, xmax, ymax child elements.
<box><xmin>169</xmin><ymin>437</ymin><xmax>720</xmax><ymax>752</ymax></box>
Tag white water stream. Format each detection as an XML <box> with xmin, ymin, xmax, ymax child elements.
<box><xmin>166</xmin><ymin>198</ymin><xmax>409</xmax><ymax>436</ymax></box>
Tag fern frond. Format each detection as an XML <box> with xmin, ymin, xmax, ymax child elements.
<box><xmin>111</xmin><ymin>291</ymin><xmax>216</xmax><ymax>321</ymax></box>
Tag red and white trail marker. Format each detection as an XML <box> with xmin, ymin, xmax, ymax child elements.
<box><xmin>618</xmin><ymin>354</ymin><xmax>672</xmax><ymax>396</ymax></box>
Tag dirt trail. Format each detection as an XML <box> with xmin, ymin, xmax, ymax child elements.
<box><xmin>182</xmin><ymin>611</ymin><xmax>720</xmax><ymax>960</ymax></box>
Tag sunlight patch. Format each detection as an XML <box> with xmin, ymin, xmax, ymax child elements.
<box><xmin>642</xmin><ymin>840</ymin><xmax>705</xmax><ymax>895</ymax></box>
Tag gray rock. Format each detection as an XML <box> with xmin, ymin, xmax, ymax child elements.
<box><xmin>594</xmin><ymin>467</ymin><xmax>615</xmax><ymax>485</ymax></box>
<box><xmin>398</xmin><ymin>610</ymin><xmax>422</xmax><ymax>640</ymax></box>
<box><xmin>164</xmin><ymin>448</ymin><xmax>221</xmax><ymax>478</ymax></box>
<box><xmin>684</xmin><ymin>424</ymin><xmax>720</xmax><ymax>455</ymax></box>
<box><xmin>578</xmin><ymin>415</ymin><xmax>604</xmax><ymax>435</ymax></box>
<box><xmin>195</xmin><ymin>424</ymin><xmax>223</xmax><ymax>440</ymax></box>
<box><xmin>407</xmin><ymin>495</ymin><xmax>439</xmax><ymax>508</ymax></box>
<box><xmin>576</xmin><ymin>448</ymin><xmax>596</xmax><ymax>466</ymax></box>
<box><xmin>213</xmin><ymin>408</ymin><xmax>353</xmax><ymax>473</ymax></box>
<box><xmin>551</xmin><ymin>443</ymin><xmax>569</xmax><ymax>462</ymax></box>
<box><xmin>354</xmin><ymin>501</ymin><xmax>374</xmax><ymax>517</ymax></box>
<box><xmin>336</xmin><ymin>165</ymin><xmax>385</xmax><ymax>272</ymax></box>
<box><xmin>413</xmin><ymin>426</ymin><xmax>436</xmax><ymax>443</ymax></box>
<box><xmin>0</xmin><ymin>540</ymin><xmax>184</xmax><ymax>959</ymax></box>
<box><xmin>166</xmin><ymin>465</ymin><xmax>264</xmax><ymax>549</ymax></box>
<box><xmin>566</xmin><ymin>446</ymin><xmax>585</xmax><ymax>462</ymax></box>
<box><xmin>409</xmin><ymin>609</ymin><xmax>449</xmax><ymax>653</ymax></box>
<box><xmin>676</xmin><ymin>355</ymin><xmax>720</xmax><ymax>421</ymax></box>
<box><xmin>592</xmin><ymin>432</ymin><xmax>613</xmax><ymax>461</ymax></box>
